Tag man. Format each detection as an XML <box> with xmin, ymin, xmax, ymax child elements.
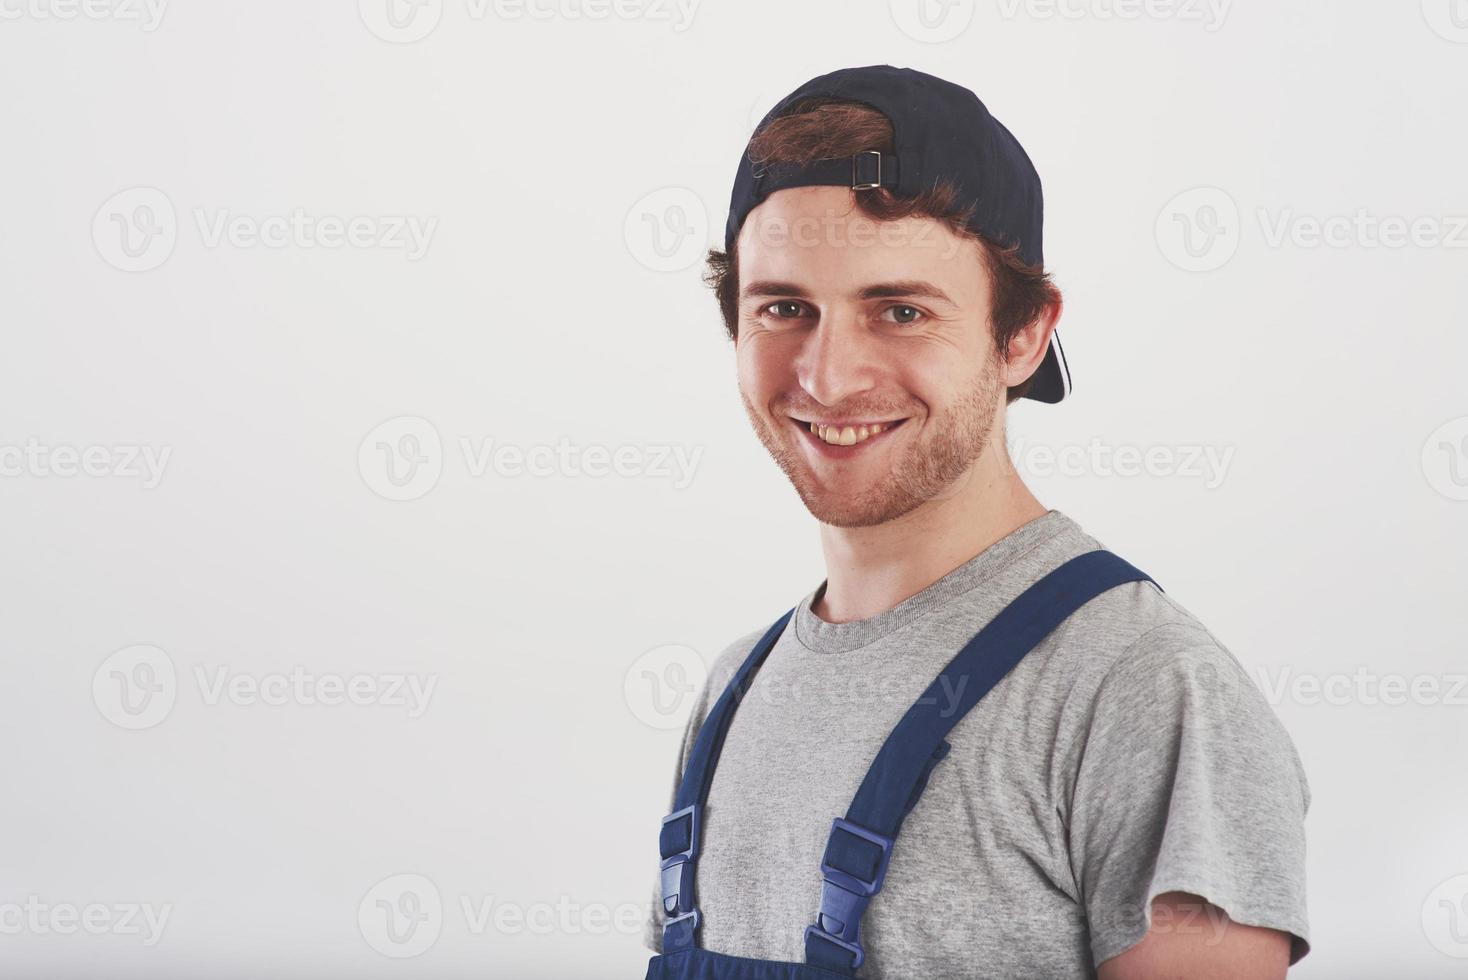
<box><xmin>642</xmin><ymin>65</ymin><xmax>1310</xmax><ymax>980</ymax></box>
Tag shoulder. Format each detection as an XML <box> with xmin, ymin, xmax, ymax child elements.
<box><xmin>1081</xmin><ymin>581</ymin><xmax>1264</xmax><ymax>720</ymax></box>
<box><xmin>1040</xmin><ymin>553</ymin><xmax>1249</xmax><ymax>694</ymax></box>
<box><xmin>681</xmin><ymin>617</ymin><xmax>787</xmax><ymax>738</ymax></box>
<box><xmin>1065</xmin><ymin>581</ymin><xmax>1312</xmax><ymax>814</ymax></box>
<box><xmin>706</xmin><ymin>622</ymin><xmax>777</xmax><ymax>691</ymax></box>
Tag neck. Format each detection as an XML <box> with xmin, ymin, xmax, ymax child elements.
<box><xmin>812</xmin><ymin>429</ymin><xmax>1047</xmax><ymax>625</ymax></box>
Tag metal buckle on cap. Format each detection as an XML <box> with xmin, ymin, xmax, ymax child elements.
<box><xmin>851</xmin><ymin>150</ymin><xmax>881</xmax><ymax>190</ymax></box>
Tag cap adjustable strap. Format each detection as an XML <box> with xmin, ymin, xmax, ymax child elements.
<box><xmin>752</xmin><ymin>150</ymin><xmax>900</xmax><ymax>194</ymax></box>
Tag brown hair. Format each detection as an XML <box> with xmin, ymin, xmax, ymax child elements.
<box><xmin>703</xmin><ymin>97</ymin><xmax>1060</xmax><ymax>404</ymax></box>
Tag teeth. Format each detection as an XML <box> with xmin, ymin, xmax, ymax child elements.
<box><xmin>807</xmin><ymin>421</ymin><xmax>889</xmax><ymax>445</ymax></box>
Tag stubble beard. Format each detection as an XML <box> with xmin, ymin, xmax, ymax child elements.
<box><xmin>740</xmin><ymin>350</ymin><xmax>1005</xmax><ymax>529</ymax></box>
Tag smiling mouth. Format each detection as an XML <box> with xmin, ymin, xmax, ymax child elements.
<box><xmin>791</xmin><ymin>417</ymin><xmax>909</xmax><ymax>449</ymax></box>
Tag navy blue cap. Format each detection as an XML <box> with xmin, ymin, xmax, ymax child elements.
<box><xmin>724</xmin><ymin>64</ymin><xmax>1071</xmax><ymax>404</ymax></box>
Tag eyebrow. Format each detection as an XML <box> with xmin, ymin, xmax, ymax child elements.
<box><xmin>739</xmin><ymin>279</ymin><xmax>958</xmax><ymax>306</ymax></box>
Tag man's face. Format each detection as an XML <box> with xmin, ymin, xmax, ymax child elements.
<box><xmin>735</xmin><ymin>186</ymin><xmax>1008</xmax><ymax>528</ymax></box>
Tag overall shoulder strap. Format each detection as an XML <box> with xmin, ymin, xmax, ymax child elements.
<box><xmin>657</xmin><ymin>607</ymin><xmax>795</xmax><ymax>953</ymax></box>
<box><xmin>804</xmin><ymin>549</ymin><xmax>1160</xmax><ymax>973</ymax></box>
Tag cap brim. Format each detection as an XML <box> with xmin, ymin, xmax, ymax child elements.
<box><xmin>1022</xmin><ymin>329</ymin><xmax>1072</xmax><ymax>404</ymax></box>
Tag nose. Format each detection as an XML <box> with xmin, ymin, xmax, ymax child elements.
<box><xmin>795</xmin><ymin>307</ymin><xmax>883</xmax><ymax>409</ymax></box>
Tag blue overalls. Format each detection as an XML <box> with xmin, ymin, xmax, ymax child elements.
<box><xmin>644</xmin><ymin>550</ymin><xmax>1159</xmax><ymax>979</ymax></box>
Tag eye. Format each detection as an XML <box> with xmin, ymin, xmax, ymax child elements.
<box><xmin>880</xmin><ymin>304</ymin><xmax>928</xmax><ymax>326</ymax></box>
<box><xmin>760</xmin><ymin>300</ymin><xmax>809</xmax><ymax>320</ymax></box>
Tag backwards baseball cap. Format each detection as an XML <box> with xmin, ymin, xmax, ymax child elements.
<box><xmin>724</xmin><ymin>64</ymin><xmax>1072</xmax><ymax>404</ymax></box>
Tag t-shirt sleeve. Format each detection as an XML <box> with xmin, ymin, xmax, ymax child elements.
<box><xmin>1068</xmin><ymin>622</ymin><xmax>1312</xmax><ymax>969</ymax></box>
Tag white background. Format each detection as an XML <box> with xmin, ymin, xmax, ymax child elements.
<box><xmin>1</xmin><ymin>1</ymin><xmax>1466</xmax><ymax>977</ymax></box>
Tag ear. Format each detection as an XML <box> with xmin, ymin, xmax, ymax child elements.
<box><xmin>1002</xmin><ymin>294</ymin><xmax>1063</xmax><ymax>389</ymax></box>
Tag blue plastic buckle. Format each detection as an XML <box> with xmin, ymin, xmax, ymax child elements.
<box><xmin>803</xmin><ymin>817</ymin><xmax>895</xmax><ymax>969</ymax></box>
<box><xmin>659</xmin><ymin>804</ymin><xmax>702</xmax><ymax>938</ymax></box>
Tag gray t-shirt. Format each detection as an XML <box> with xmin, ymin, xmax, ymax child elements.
<box><xmin>643</xmin><ymin>509</ymin><xmax>1311</xmax><ymax>977</ymax></box>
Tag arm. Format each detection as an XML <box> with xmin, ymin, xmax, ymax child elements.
<box><xmin>1097</xmin><ymin>891</ymin><xmax>1292</xmax><ymax>980</ymax></box>
<box><xmin>1069</xmin><ymin>624</ymin><xmax>1312</xmax><ymax>973</ymax></box>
